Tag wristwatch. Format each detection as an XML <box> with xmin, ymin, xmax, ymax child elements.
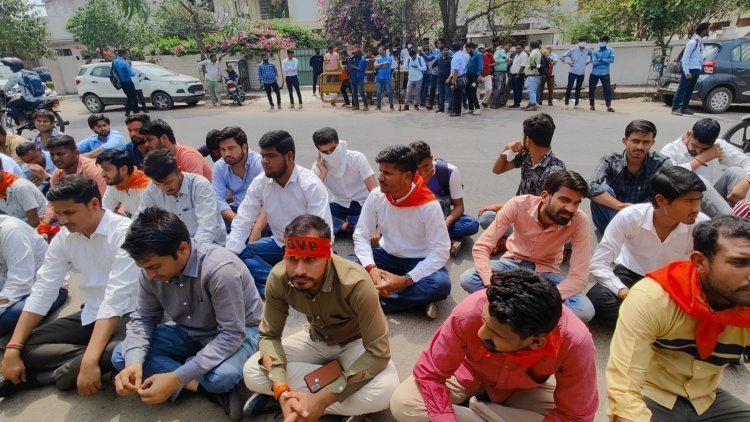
<box><xmin>404</xmin><ymin>274</ymin><xmax>414</xmax><ymax>286</ymax></box>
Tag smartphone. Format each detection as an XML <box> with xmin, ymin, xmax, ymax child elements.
<box><xmin>304</xmin><ymin>360</ymin><xmax>343</xmax><ymax>393</ymax></box>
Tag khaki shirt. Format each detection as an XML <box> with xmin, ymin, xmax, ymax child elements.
<box><xmin>1</xmin><ymin>134</ymin><xmax>28</xmax><ymax>165</ymax></box>
<box><xmin>606</xmin><ymin>277</ymin><xmax>750</xmax><ymax>421</ymax></box>
<box><xmin>259</xmin><ymin>254</ymin><xmax>391</xmax><ymax>401</ymax></box>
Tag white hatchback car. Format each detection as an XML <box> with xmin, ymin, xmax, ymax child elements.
<box><xmin>75</xmin><ymin>61</ymin><xmax>205</xmax><ymax>112</ymax></box>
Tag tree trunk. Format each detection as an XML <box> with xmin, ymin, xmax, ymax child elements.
<box><xmin>440</xmin><ymin>0</ymin><xmax>459</xmax><ymax>44</ymax></box>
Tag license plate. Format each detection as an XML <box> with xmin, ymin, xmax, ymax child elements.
<box><xmin>668</xmin><ymin>83</ymin><xmax>679</xmax><ymax>91</ymax></box>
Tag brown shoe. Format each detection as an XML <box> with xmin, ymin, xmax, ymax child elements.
<box><xmin>363</xmin><ymin>105</ymin><xmax>369</xmax><ymax>111</ymax></box>
<box><xmin>351</xmin><ymin>106</ymin><xmax>360</xmax><ymax>110</ymax></box>
<box><xmin>449</xmin><ymin>239</ymin><xmax>463</xmax><ymax>257</ymax></box>
<box><xmin>524</xmin><ymin>105</ymin><xmax>537</xmax><ymax>111</ymax></box>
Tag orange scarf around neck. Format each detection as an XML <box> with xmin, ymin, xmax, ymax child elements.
<box><xmin>483</xmin><ymin>326</ymin><xmax>563</xmax><ymax>367</ymax></box>
<box><xmin>647</xmin><ymin>260</ymin><xmax>750</xmax><ymax>360</ymax></box>
<box><xmin>115</xmin><ymin>169</ymin><xmax>150</xmax><ymax>191</ymax></box>
<box><xmin>0</xmin><ymin>171</ymin><xmax>20</xmax><ymax>199</ymax></box>
<box><xmin>385</xmin><ymin>174</ymin><xmax>436</xmax><ymax>207</ymax></box>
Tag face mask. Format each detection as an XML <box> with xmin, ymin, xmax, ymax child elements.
<box><xmin>599</xmin><ymin>42</ymin><xmax>606</xmax><ymax>48</ymax></box>
<box><xmin>321</xmin><ymin>141</ymin><xmax>348</xmax><ymax>178</ymax></box>
<box><xmin>407</xmin><ymin>44</ymin><xmax>412</xmax><ymax>49</ymax></box>
<box><xmin>579</xmin><ymin>42</ymin><xmax>586</xmax><ymax>48</ymax></box>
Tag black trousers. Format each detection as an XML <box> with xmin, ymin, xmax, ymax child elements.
<box><xmin>263</xmin><ymin>82</ymin><xmax>282</xmax><ymax>106</ymax></box>
<box><xmin>7</xmin><ymin>97</ymin><xmax>39</xmax><ymax>120</ymax></box>
<box><xmin>285</xmin><ymin>75</ymin><xmax>302</xmax><ymax>105</ymax></box>
<box><xmin>340</xmin><ymin>80</ymin><xmax>351</xmax><ymax>104</ymax></box>
<box><xmin>21</xmin><ymin>311</ymin><xmax>130</xmax><ymax>391</ymax></box>
<box><xmin>586</xmin><ymin>264</ymin><xmax>643</xmax><ymax>325</ymax></box>
<box><xmin>135</xmin><ymin>89</ymin><xmax>148</xmax><ymax>110</ymax></box>
<box><xmin>120</xmin><ymin>81</ymin><xmax>140</xmax><ymax>114</ymax></box>
<box><xmin>465</xmin><ymin>75</ymin><xmax>480</xmax><ymax>110</ymax></box>
<box><xmin>312</xmin><ymin>70</ymin><xmax>322</xmax><ymax>93</ymax></box>
<box><xmin>451</xmin><ymin>77</ymin><xmax>466</xmax><ymax>115</ymax></box>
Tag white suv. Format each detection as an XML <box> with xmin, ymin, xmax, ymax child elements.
<box><xmin>75</xmin><ymin>61</ymin><xmax>205</xmax><ymax>112</ymax></box>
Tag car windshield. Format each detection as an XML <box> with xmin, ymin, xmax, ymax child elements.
<box><xmin>135</xmin><ymin>64</ymin><xmax>179</xmax><ymax>78</ymax></box>
<box><xmin>0</xmin><ymin>65</ymin><xmax>13</xmax><ymax>79</ymax></box>
<box><xmin>703</xmin><ymin>44</ymin><xmax>720</xmax><ymax>60</ymax></box>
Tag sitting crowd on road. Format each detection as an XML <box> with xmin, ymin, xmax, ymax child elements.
<box><xmin>1</xmin><ymin>107</ymin><xmax>750</xmax><ymax>422</ymax></box>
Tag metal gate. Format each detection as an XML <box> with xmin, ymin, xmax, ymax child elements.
<box><xmin>289</xmin><ymin>47</ymin><xmax>325</xmax><ymax>86</ymax></box>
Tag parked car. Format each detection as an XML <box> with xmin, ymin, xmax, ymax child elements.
<box><xmin>657</xmin><ymin>37</ymin><xmax>750</xmax><ymax>113</ymax></box>
<box><xmin>75</xmin><ymin>61</ymin><xmax>205</xmax><ymax>112</ymax></box>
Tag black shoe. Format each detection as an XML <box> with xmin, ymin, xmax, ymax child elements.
<box><xmin>681</xmin><ymin>109</ymin><xmax>694</xmax><ymax>115</ymax></box>
<box><xmin>243</xmin><ymin>392</ymin><xmax>275</xmax><ymax>417</ymax></box>
<box><xmin>0</xmin><ymin>374</ymin><xmax>41</xmax><ymax>398</ymax></box>
<box><xmin>208</xmin><ymin>383</ymin><xmax>246</xmax><ymax>420</ymax></box>
<box><xmin>449</xmin><ymin>113</ymin><xmax>461</xmax><ymax>117</ymax></box>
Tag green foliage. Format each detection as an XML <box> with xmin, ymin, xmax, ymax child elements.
<box><xmin>0</xmin><ymin>0</ymin><xmax>53</xmax><ymax>59</ymax></box>
<box><xmin>115</xmin><ymin>0</ymin><xmax>150</xmax><ymax>19</ymax></box>
<box><xmin>66</xmin><ymin>0</ymin><xmax>156</xmax><ymax>52</ymax></box>
<box><xmin>153</xmin><ymin>0</ymin><xmax>219</xmax><ymax>40</ymax></box>
<box><xmin>267</xmin><ymin>20</ymin><xmax>325</xmax><ymax>48</ymax></box>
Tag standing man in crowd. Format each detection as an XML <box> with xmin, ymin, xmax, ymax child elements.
<box><xmin>561</xmin><ymin>37</ymin><xmax>591</xmax><ymax>109</ymax></box>
<box><xmin>77</xmin><ymin>114</ymin><xmax>128</xmax><ymax>159</ymax></box>
<box><xmin>349</xmin><ymin>48</ymin><xmax>369</xmax><ymax>111</ymax></box>
<box><xmin>198</xmin><ymin>53</ymin><xmax>223</xmax><ymax>107</ymax></box>
<box><xmin>404</xmin><ymin>49</ymin><xmax>426</xmax><ymax>111</ymax></box>
<box><xmin>310</xmin><ymin>48</ymin><xmax>324</xmax><ymax>96</ymax></box>
<box><xmin>489</xmin><ymin>42</ymin><xmax>509</xmax><ymax>109</ymax></box>
<box><xmin>436</xmin><ymin>46</ymin><xmax>454</xmax><ymax>114</ymax></box>
<box><xmin>479</xmin><ymin>45</ymin><xmax>495</xmax><ymax>108</ymax></box>
<box><xmin>258</xmin><ymin>53</ymin><xmax>282</xmax><ymax>110</ymax></box>
<box><xmin>282</xmin><ymin>50</ymin><xmax>303</xmax><ymax>109</ymax></box>
<box><xmin>589</xmin><ymin>120</ymin><xmax>672</xmax><ymax>232</ymax></box>
<box><xmin>541</xmin><ymin>45</ymin><xmax>559</xmax><ymax>106</ymax></box>
<box><xmin>465</xmin><ymin>43</ymin><xmax>483</xmax><ymax>115</ymax></box>
<box><xmin>607</xmin><ymin>216</ymin><xmax>750</xmax><ymax>421</ymax></box>
<box><xmin>16</xmin><ymin>142</ymin><xmax>56</xmax><ymax>195</ymax></box>
<box><xmin>374</xmin><ymin>46</ymin><xmax>394</xmax><ymax>111</ymax></box>
<box><xmin>509</xmin><ymin>41</ymin><xmax>528</xmax><ymax>110</ymax></box>
<box><xmin>98</xmin><ymin>149</ymin><xmax>149</xmax><ymax>220</ymax></box>
<box><xmin>139</xmin><ymin>119</ymin><xmax>212</xmax><ymax>181</ymax></box>
<box><xmin>311</xmin><ymin>127</ymin><xmax>376</xmax><ymax>236</ymax></box>
<box><xmin>589</xmin><ymin>35</ymin><xmax>616</xmax><ymax>112</ymax></box>
<box><xmin>449</xmin><ymin>42</ymin><xmax>467</xmax><ymax>117</ymax></box>
<box><xmin>112</xmin><ymin>50</ymin><xmax>140</xmax><ymax>117</ymax></box>
<box><xmin>323</xmin><ymin>45</ymin><xmax>340</xmax><ymax>73</ymax></box>
<box><xmin>672</xmin><ymin>22</ymin><xmax>710</xmax><ymax>116</ymax></box>
<box><xmin>523</xmin><ymin>41</ymin><xmax>542</xmax><ymax>111</ymax></box>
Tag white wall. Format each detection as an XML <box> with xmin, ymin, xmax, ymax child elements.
<box><xmin>43</xmin><ymin>0</ymin><xmax>87</xmax><ymax>43</ymax></box>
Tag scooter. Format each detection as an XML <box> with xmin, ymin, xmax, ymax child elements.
<box><xmin>225</xmin><ymin>79</ymin><xmax>245</xmax><ymax>106</ymax></box>
<box><xmin>0</xmin><ymin>89</ymin><xmax>68</xmax><ymax>135</ymax></box>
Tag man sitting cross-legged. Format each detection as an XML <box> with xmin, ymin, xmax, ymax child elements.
<box><xmin>390</xmin><ymin>268</ymin><xmax>598</xmax><ymax>421</ymax></box>
<box><xmin>111</xmin><ymin>207</ymin><xmax>264</xmax><ymax>420</ymax></box>
<box><xmin>242</xmin><ymin>215</ymin><xmax>399</xmax><ymax>420</ymax></box>
<box><xmin>587</xmin><ymin>166</ymin><xmax>709</xmax><ymax>325</ymax></box>
<box><xmin>460</xmin><ymin>169</ymin><xmax>595</xmax><ymax>322</ymax></box>
<box><xmin>0</xmin><ymin>175</ymin><xmax>139</xmax><ymax>397</ymax></box>
<box><xmin>97</xmin><ymin>149</ymin><xmax>150</xmax><ymax>219</ymax></box>
<box><xmin>350</xmin><ymin>145</ymin><xmax>451</xmax><ymax>319</ymax></box>
<box><xmin>0</xmin><ymin>157</ymin><xmax>47</xmax><ymax>227</ymax></box>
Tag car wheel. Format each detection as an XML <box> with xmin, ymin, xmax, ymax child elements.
<box><xmin>82</xmin><ymin>93</ymin><xmax>105</xmax><ymax>113</ymax></box>
<box><xmin>185</xmin><ymin>100</ymin><xmax>199</xmax><ymax>106</ymax></box>
<box><xmin>662</xmin><ymin>94</ymin><xmax>674</xmax><ymax>106</ymax></box>
<box><xmin>703</xmin><ymin>87</ymin><xmax>732</xmax><ymax>113</ymax></box>
<box><xmin>151</xmin><ymin>92</ymin><xmax>174</xmax><ymax>110</ymax></box>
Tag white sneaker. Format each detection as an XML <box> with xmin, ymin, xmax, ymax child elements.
<box><xmin>573</xmin><ymin>104</ymin><xmax>581</xmax><ymax>109</ymax></box>
<box><xmin>564</xmin><ymin>104</ymin><xmax>569</xmax><ymax>109</ymax></box>
<box><xmin>426</xmin><ymin>303</ymin><xmax>438</xmax><ymax>319</ymax></box>
<box><xmin>298</xmin><ymin>104</ymin><xmax>303</xmax><ymax>109</ymax></box>
<box><xmin>462</xmin><ymin>108</ymin><xmax>469</xmax><ymax>114</ymax></box>
<box><xmin>472</xmin><ymin>109</ymin><xmax>482</xmax><ymax>115</ymax></box>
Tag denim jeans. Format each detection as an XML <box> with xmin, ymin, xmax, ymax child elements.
<box><xmin>285</xmin><ymin>75</ymin><xmax>302</xmax><ymax>105</ymax></box>
<box><xmin>526</xmin><ymin>75</ymin><xmax>540</xmax><ymax>105</ymax></box>
<box><xmin>564</xmin><ymin>73</ymin><xmax>585</xmax><ymax>105</ymax></box>
<box><xmin>437</xmin><ymin>79</ymin><xmax>454</xmax><ymax>112</ymax></box>
<box><xmin>375</xmin><ymin>79</ymin><xmax>393</xmax><ymax>107</ymax></box>
<box><xmin>330</xmin><ymin>201</ymin><xmax>363</xmax><ymax>235</ymax></box>
<box><xmin>238</xmin><ymin>237</ymin><xmax>284</xmax><ymax>297</ymax></box>
<box><xmin>351</xmin><ymin>78</ymin><xmax>367</xmax><ymax>107</ymax></box>
<box><xmin>490</xmin><ymin>72</ymin><xmax>506</xmax><ymax>107</ymax></box>
<box><xmin>120</xmin><ymin>81</ymin><xmax>140</xmax><ymax>114</ymax></box>
<box><xmin>112</xmin><ymin>323</ymin><xmax>259</xmax><ymax>394</ymax></box>
<box><xmin>588</xmin><ymin>73</ymin><xmax>612</xmax><ymax>106</ymax></box>
<box><xmin>406</xmin><ymin>79</ymin><xmax>423</xmax><ymax>106</ymax></box>
<box><xmin>590</xmin><ymin>184</ymin><xmax>619</xmax><ymax>233</ymax></box>
<box><xmin>427</xmin><ymin>74</ymin><xmax>438</xmax><ymax>107</ymax></box>
<box><xmin>0</xmin><ymin>288</ymin><xmax>68</xmax><ymax>337</ymax></box>
<box><xmin>512</xmin><ymin>75</ymin><xmax>525</xmax><ymax>107</ymax></box>
<box><xmin>420</xmin><ymin>73</ymin><xmax>431</xmax><ymax>105</ymax></box>
<box><xmin>460</xmin><ymin>259</ymin><xmax>595</xmax><ymax>322</ymax></box>
<box><xmin>448</xmin><ymin>215</ymin><xmax>480</xmax><ymax>238</ymax></box>
<box><xmin>673</xmin><ymin>68</ymin><xmax>701</xmax><ymax>111</ymax></box>
<box><xmin>347</xmin><ymin>248</ymin><xmax>451</xmax><ymax>313</ymax></box>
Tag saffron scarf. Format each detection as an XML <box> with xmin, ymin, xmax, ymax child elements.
<box><xmin>482</xmin><ymin>327</ymin><xmax>563</xmax><ymax>367</ymax></box>
<box><xmin>115</xmin><ymin>169</ymin><xmax>150</xmax><ymax>191</ymax></box>
<box><xmin>647</xmin><ymin>260</ymin><xmax>750</xmax><ymax>360</ymax></box>
<box><xmin>0</xmin><ymin>171</ymin><xmax>20</xmax><ymax>199</ymax></box>
<box><xmin>385</xmin><ymin>174</ymin><xmax>436</xmax><ymax>207</ymax></box>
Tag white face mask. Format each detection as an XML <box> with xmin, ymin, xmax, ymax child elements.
<box><xmin>321</xmin><ymin>140</ymin><xmax>348</xmax><ymax>178</ymax></box>
<box><xmin>579</xmin><ymin>42</ymin><xmax>586</xmax><ymax>48</ymax></box>
<box><xmin>407</xmin><ymin>44</ymin><xmax>412</xmax><ymax>49</ymax></box>
<box><xmin>599</xmin><ymin>42</ymin><xmax>606</xmax><ymax>48</ymax></box>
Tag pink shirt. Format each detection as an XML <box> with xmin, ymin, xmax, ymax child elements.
<box><xmin>413</xmin><ymin>291</ymin><xmax>598</xmax><ymax>421</ymax></box>
<box><xmin>175</xmin><ymin>144</ymin><xmax>212</xmax><ymax>181</ymax></box>
<box><xmin>43</xmin><ymin>156</ymin><xmax>107</xmax><ymax>222</ymax></box>
<box><xmin>473</xmin><ymin>194</ymin><xmax>590</xmax><ymax>299</ymax></box>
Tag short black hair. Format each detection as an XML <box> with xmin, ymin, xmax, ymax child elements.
<box><xmin>465</xmin><ymin>42</ymin><xmax>476</xmax><ymax>49</ymax></box>
<box><xmin>530</xmin><ymin>40</ymin><xmax>541</xmax><ymax>49</ymax></box>
<box><xmin>312</xmin><ymin>127</ymin><xmax>339</xmax><ymax>147</ymax></box>
<box><xmin>695</xmin><ymin>22</ymin><xmax>710</xmax><ymax>34</ymax></box>
<box><xmin>408</xmin><ymin>140</ymin><xmax>432</xmax><ymax>163</ymax></box>
<box><xmin>693</xmin><ymin>215</ymin><xmax>750</xmax><ymax>259</ymax></box>
<box><xmin>287</xmin><ymin>50</ymin><xmax>294</xmax><ymax>55</ymax></box>
<box><xmin>143</xmin><ymin>149</ymin><xmax>178</xmax><ymax>182</ymax></box>
<box><xmin>47</xmin><ymin>174</ymin><xmax>101</xmax><ymax>204</ymax></box>
<box><xmin>209</xmin><ymin>53</ymin><xmax>217</xmax><ymax>59</ymax></box>
<box><xmin>542</xmin><ymin>169</ymin><xmax>589</xmax><ymax>197</ymax></box>
<box><xmin>599</xmin><ymin>35</ymin><xmax>610</xmax><ymax>43</ymax></box>
<box><xmin>650</xmin><ymin>166</ymin><xmax>706</xmax><ymax>206</ymax></box>
<box><xmin>47</xmin><ymin>134</ymin><xmax>78</xmax><ymax>151</ymax></box>
<box><xmin>117</xmin><ymin>49</ymin><xmax>127</xmax><ymax>56</ymax></box>
<box><xmin>523</xmin><ymin>113</ymin><xmax>556</xmax><ymax>148</ymax></box>
<box><xmin>32</xmin><ymin>109</ymin><xmax>55</xmax><ymax>123</ymax></box>
<box><xmin>692</xmin><ymin>118</ymin><xmax>721</xmax><ymax>145</ymax></box>
<box><xmin>122</xmin><ymin>207</ymin><xmax>191</xmax><ymax>262</ymax></box>
<box><xmin>258</xmin><ymin>130</ymin><xmax>295</xmax><ymax>157</ymax></box>
<box><xmin>205</xmin><ymin>129</ymin><xmax>221</xmax><ymax>151</ymax></box>
<box><xmin>624</xmin><ymin>119</ymin><xmax>657</xmax><ymax>138</ymax></box>
<box><xmin>578</xmin><ymin>36</ymin><xmax>588</xmax><ymax>42</ymax></box>
<box><xmin>284</xmin><ymin>214</ymin><xmax>332</xmax><ymax>240</ymax></box>
<box><xmin>96</xmin><ymin>149</ymin><xmax>135</xmax><ymax>175</ymax></box>
<box><xmin>375</xmin><ymin>145</ymin><xmax>418</xmax><ymax>174</ymax></box>
<box><xmin>139</xmin><ymin>119</ymin><xmax>176</xmax><ymax>144</ymax></box>
<box><xmin>125</xmin><ymin>113</ymin><xmax>151</xmax><ymax>126</ymax></box>
<box><xmin>16</xmin><ymin>142</ymin><xmax>39</xmax><ymax>157</ymax></box>
<box><xmin>217</xmin><ymin>126</ymin><xmax>247</xmax><ymax>147</ymax></box>
<box><xmin>487</xmin><ymin>268</ymin><xmax>563</xmax><ymax>338</ymax></box>
<box><xmin>452</xmin><ymin>42</ymin><xmax>461</xmax><ymax>52</ymax></box>
<box><xmin>87</xmin><ymin>114</ymin><xmax>109</xmax><ymax>129</ymax></box>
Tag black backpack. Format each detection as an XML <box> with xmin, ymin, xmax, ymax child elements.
<box><xmin>110</xmin><ymin>65</ymin><xmax>122</xmax><ymax>90</ymax></box>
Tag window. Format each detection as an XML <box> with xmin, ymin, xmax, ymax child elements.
<box><xmin>258</xmin><ymin>0</ymin><xmax>288</xmax><ymax>19</ymax></box>
<box><xmin>90</xmin><ymin>65</ymin><xmax>111</xmax><ymax>78</ymax></box>
<box><xmin>56</xmin><ymin>49</ymin><xmax>73</xmax><ymax>56</ymax></box>
<box><xmin>731</xmin><ymin>44</ymin><xmax>750</xmax><ymax>63</ymax></box>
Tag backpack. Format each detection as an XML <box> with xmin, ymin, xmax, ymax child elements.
<box><xmin>21</xmin><ymin>71</ymin><xmax>46</xmax><ymax>97</ymax></box>
<box><xmin>109</xmin><ymin>65</ymin><xmax>122</xmax><ymax>90</ymax></box>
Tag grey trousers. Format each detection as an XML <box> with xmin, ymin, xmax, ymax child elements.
<box><xmin>700</xmin><ymin>167</ymin><xmax>747</xmax><ymax>217</ymax></box>
<box><xmin>406</xmin><ymin>80</ymin><xmax>423</xmax><ymax>106</ymax></box>
<box><xmin>645</xmin><ymin>389</ymin><xmax>750</xmax><ymax>421</ymax></box>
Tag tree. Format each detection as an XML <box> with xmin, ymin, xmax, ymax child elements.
<box><xmin>154</xmin><ymin>0</ymin><xmax>219</xmax><ymax>40</ymax></box>
<box><xmin>438</xmin><ymin>0</ymin><xmax>554</xmax><ymax>43</ymax></box>
<box><xmin>0</xmin><ymin>0</ymin><xmax>53</xmax><ymax>59</ymax></box>
<box><xmin>561</xmin><ymin>0</ymin><xmax>638</xmax><ymax>43</ymax></box>
<box><xmin>66</xmin><ymin>0</ymin><xmax>155</xmax><ymax>53</ymax></box>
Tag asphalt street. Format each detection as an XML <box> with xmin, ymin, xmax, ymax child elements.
<box><xmin>1</xmin><ymin>90</ymin><xmax>749</xmax><ymax>421</ymax></box>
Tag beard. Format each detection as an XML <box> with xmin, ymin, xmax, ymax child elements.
<box><xmin>545</xmin><ymin>205</ymin><xmax>573</xmax><ymax>225</ymax></box>
<box><xmin>264</xmin><ymin>161</ymin><xmax>288</xmax><ymax>179</ymax></box>
<box><xmin>225</xmin><ymin>151</ymin><xmax>246</xmax><ymax>166</ymax></box>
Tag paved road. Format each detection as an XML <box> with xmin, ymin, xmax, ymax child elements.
<box><xmin>1</xmin><ymin>91</ymin><xmax>749</xmax><ymax>421</ymax></box>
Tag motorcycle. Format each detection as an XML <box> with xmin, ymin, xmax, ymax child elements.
<box><xmin>225</xmin><ymin>78</ymin><xmax>245</xmax><ymax>106</ymax></box>
<box><xmin>0</xmin><ymin>89</ymin><xmax>68</xmax><ymax>135</ymax></box>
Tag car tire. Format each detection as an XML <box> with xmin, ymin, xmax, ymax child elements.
<box><xmin>151</xmin><ymin>91</ymin><xmax>174</xmax><ymax>110</ymax></box>
<box><xmin>703</xmin><ymin>87</ymin><xmax>732</xmax><ymax>114</ymax></box>
<box><xmin>185</xmin><ymin>100</ymin><xmax>199</xmax><ymax>106</ymax></box>
<box><xmin>662</xmin><ymin>94</ymin><xmax>674</xmax><ymax>106</ymax></box>
<box><xmin>82</xmin><ymin>93</ymin><xmax>105</xmax><ymax>113</ymax></box>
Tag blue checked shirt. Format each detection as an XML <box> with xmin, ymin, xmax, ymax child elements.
<box><xmin>588</xmin><ymin>151</ymin><xmax>672</xmax><ymax>203</ymax></box>
<box><xmin>258</xmin><ymin>62</ymin><xmax>278</xmax><ymax>84</ymax></box>
<box><xmin>511</xmin><ymin>150</ymin><xmax>566</xmax><ymax>196</ymax></box>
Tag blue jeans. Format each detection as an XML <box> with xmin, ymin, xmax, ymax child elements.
<box><xmin>459</xmin><ymin>259</ymin><xmax>595</xmax><ymax>322</ymax></box>
<box><xmin>512</xmin><ymin>75</ymin><xmax>524</xmax><ymax>107</ymax></box>
<box><xmin>590</xmin><ymin>184</ymin><xmax>619</xmax><ymax>233</ymax></box>
<box><xmin>479</xmin><ymin>211</ymin><xmax>496</xmax><ymax>230</ymax></box>
<box><xmin>112</xmin><ymin>323</ymin><xmax>259</xmax><ymax>394</ymax></box>
<box><xmin>526</xmin><ymin>75</ymin><xmax>540</xmax><ymax>105</ymax></box>
<box><xmin>0</xmin><ymin>288</ymin><xmax>68</xmax><ymax>336</ymax></box>
<box><xmin>448</xmin><ymin>215</ymin><xmax>480</xmax><ymax>238</ymax></box>
<box><xmin>330</xmin><ymin>201</ymin><xmax>362</xmax><ymax>235</ymax></box>
<box><xmin>375</xmin><ymin>79</ymin><xmax>393</xmax><ymax>107</ymax></box>
<box><xmin>673</xmin><ymin>69</ymin><xmax>700</xmax><ymax>111</ymax></box>
<box><xmin>347</xmin><ymin>248</ymin><xmax>451</xmax><ymax>313</ymax></box>
<box><xmin>350</xmin><ymin>78</ymin><xmax>367</xmax><ymax>107</ymax></box>
<box><xmin>419</xmin><ymin>73</ymin><xmax>431</xmax><ymax>105</ymax></box>
<box><xmin>588</xmin><ymin>73</ymin><xmax>612</xmax><ymax>106</ymax></box>
<box><xmin>565</xmin><ymin>73</ymin><xmax>585</xmax><ymax>105</ymax></box>
<box><xmin>437</xmin><ymin>79</ymin><xmax>454</xmax><ymax>112</ymax></box>
<box><xmin>238</xmin><ymin>238</ymin><xmax>284</xmax><ymax>297</ymax></box>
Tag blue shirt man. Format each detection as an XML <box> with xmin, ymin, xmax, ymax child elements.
<box><xmin>77</xmin><ymin>130</ymin><xmax>128</xmax><ymax>154</ymax></box>
<box><xmin>450</xmin><ymin>50</ymin><xmax>467</xmax><ymax>77</ymax></box>
<box><xmin>562</xmin><ymin>45</ymin><xmax>592</xmax><ymax>75</ymax></box>
<box><xmin>349</xmin><ymin>54</ymin><xmax>367</xmax><ymax>81</ymax></box>
<box><xmin>375</xmin><ymin>55</ymin><xmax>393</xmax><ymax>80</ymax></box>
<box><xmin>592</xmin><ymin>44</ymin><xmax>615</xmax><ymax>76</ymax></box>
<box><xmin>212</xmin><ymin>151</ymin><xmax>263</xmax><ymax>213</ymax></box>
<box><xmin>112</xmin><ymin>56</ymin><xmax>135</xmax><ymax>83</ymax></box>
<box><xmin>682</xmin><ymin>33</ymin><xmax>705</xmax><ymax>75</ymax></box>
<box><xmin>257</xmin><ymin>61</ymin><xmax>278</xmax><ymax>85</ymax></box>
<box><xmin>467</xmin><ymin>51</ymin><xmax>483</xmax><ymax>78</ymax></box>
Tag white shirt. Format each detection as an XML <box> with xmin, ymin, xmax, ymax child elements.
<box><xmin>661</xmin><ymin>137</ymin><xmax>750</xmax><ymax>181</ymax></box>
<box><xmin>590</xmin><ymin>203</ymin><xmax>709</xmax><ymax>294</ymax></box>
<box><xmin>139</xmin><ymin>172</ymin><xmax>225</xmax><ymax>246</ymax></box>
<box><xmin>24</xmin><ymin>210</ymin><xmax>139</xmax><ymax>325</ymax></box>
<box><xmin>510</xmin><ymin>51</ymin><xmax>529</xmax><ymax>74</ymax></box>
<box><xmin>282</xmin><ymin>57</ymin><xmax>299</xmax><ymax>76</ymax></box>
<box><xmin>310</xmin><ymin>141</ymin><xmax>373</xmax><ymax>207</ymax></box>
<box><xmin>1</xmin><ymin>153</ymin><xmax>23</xmax><ymax>177</ymax></box>
<box><xmin>0</xmin><ymin>215</ymin><xmax>47</xmax><ymax>310</ymax></box>
<box><xmin>0</xmin><ymin>177</ymin><xmax>46</xmax><ymax>221</ymax></box>
<box><xmin>227</xmin><ymin>165</ymin><xmax>333</xmax><ymax>252</ymax></box>
<box><xmin>198</xmin><ymin>59</ymin><xmax>221</xmax><ymax>81</ymax></box>
<box><xmin>102</xmin><ymin>185</ymin><xmax>147</xmax><ymax>220</ymax></box>
<box><xmin>353</xmin><ymin>186</ymin><xmax>450</xmax><ymax>283</ymax></box>
<box><xmin>430</xmin><ymin>161</ymin><xmax>465</xmax><ymax>200</ymax></box>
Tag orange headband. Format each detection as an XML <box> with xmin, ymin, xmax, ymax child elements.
<box><xmin>284</xmin><ymin>236</ymin><xmax>332</xmax><ymax>259</ymax></box>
